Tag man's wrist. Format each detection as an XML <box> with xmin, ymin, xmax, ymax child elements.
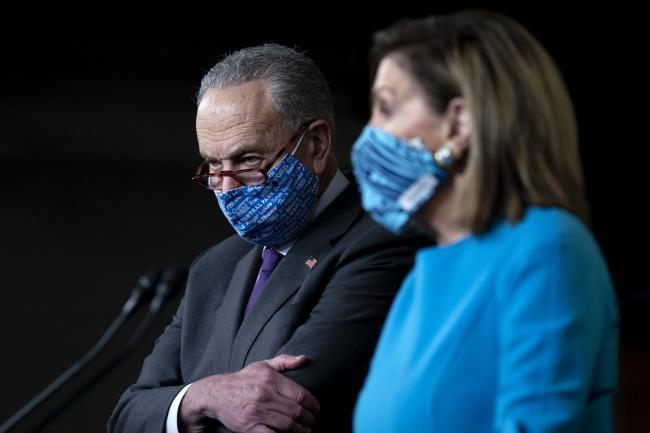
<box><xmin>166</xmin><ymin>384</ymin><xmax>192</xmax><ymax>433</ymax></box>
<box><xmin>179</xmin><ymin>375</ymin><xmax>225</xmax><ymax>427</ymax></box>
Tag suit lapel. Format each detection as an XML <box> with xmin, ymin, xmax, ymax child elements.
<box><xmin>209</xmin><ymin>244</ymin><xmax>262</xmax><ymax>373</ymax></box>
<box><xmin>230</xmin><ymin>183</ymin><xmax>363</xmax><ymax>370</ymax></box>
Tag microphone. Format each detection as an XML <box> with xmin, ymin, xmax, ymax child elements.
<box><xmin>121</xmin><ymin>267</ymin><xmax>189</xmax><ymax>349</ymax></box>
<box><xmin>121</xmin><ymin>271</ymin><xmax>160</xmax><ymax>317</ymax></box>
<box><xmin>26</xmin><ymin>267</ymin><xmax>188</xmax><ymax>433</ymax></box>
<box><xmin>0</xmin><ymin>271</ymin><xmax>161</xmax><ymax>433</ymax></box>
<box><xmin>148</xmin><ymin>267</ymin><xmax>188</xmax><ymax>315</ymax></box>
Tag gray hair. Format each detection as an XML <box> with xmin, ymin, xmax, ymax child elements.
<box><xmin>197</xmin><ymin>43</ymin><xmax>335</xmax><ymax>134</ymax></box>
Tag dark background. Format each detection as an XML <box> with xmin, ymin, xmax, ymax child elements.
<box><xmin>1</xmin><ymin>3</ymin><xmax>647</xmax><ymax>433</ymax></box>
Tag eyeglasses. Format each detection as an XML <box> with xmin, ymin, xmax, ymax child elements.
<box><xmin>192</xmin><ymin>121</ymin><xmax>312</xmax><ymax>191</ymax></box>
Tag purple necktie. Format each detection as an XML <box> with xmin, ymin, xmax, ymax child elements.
<box><xmin>244</xmin><ymin>248</ymin><xmax>283</xmax><ymax>318</ymax></box>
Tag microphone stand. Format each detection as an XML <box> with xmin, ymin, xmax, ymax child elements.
<box><xmin>0</xmin><ymin>271</ymin><xmax>160</xmax><ymax>433</ymax></box>
<box><xmin>27</xmin><ymin>268</ymin><xmax>188</xmax><ymax>433</ymax></box>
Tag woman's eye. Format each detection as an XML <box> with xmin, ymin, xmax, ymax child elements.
<box><xmin>376</xmin><ymin>101</ymin><xmax>392</xmax><ymax>117</ymax></box>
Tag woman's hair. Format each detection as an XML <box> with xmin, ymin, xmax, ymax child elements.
<box><xmin>371</xmin><ymin>10</ymin><xmax>589</xmax><ymax>232</ymax></box>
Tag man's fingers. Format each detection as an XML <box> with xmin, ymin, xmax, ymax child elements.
<box><xmin>274</xmin><ymin>374</ymin><xmax>320</xmax><ymax>413</ymax></box>
<box><xmin>262</xmin><ymin>410</ymin><xmax>312</xmax><ymax>433</ymax></box>
<box><xmin>264</xmin><ymin>354</ymin><xmax>309</xmax><ymax>372</ymax></box>
<box><xmin>247</xmin><ymin>425</ymin><xmax>275</xmax><ymax>433</ymax></box>
<box><xmin>265</xmin><ymin>393</ymin><xmax>317</xmax><ymax>427</ymax></box>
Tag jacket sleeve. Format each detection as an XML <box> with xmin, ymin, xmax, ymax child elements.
<box><xmin>494</xmin><ymin>234</ymin><xmax>618</xmax><ymax>433</ymax></box>
<box><xmin>107</xmin><ymin>297</ymin><xmax>186</xmax><ymax>433</ymax></box>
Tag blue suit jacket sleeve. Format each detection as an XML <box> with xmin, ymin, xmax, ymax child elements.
<box><xmin>495</xmin><ymin>230</ymin><xmax>618</xmax><ymax>433</ymax></box>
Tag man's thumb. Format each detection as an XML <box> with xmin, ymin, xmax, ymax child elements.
<box><xmin>265</xmin><ymin>354</ymin><xmax>308</xmax><ymax>372</ymax></box>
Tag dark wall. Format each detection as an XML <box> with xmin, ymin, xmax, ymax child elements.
<box><xmin>1</xmin><ymin>4</ymin><xmax>647</xmax><ymax>433</ymax></box>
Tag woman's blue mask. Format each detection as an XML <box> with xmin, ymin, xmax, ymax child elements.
<box><xmin>215</xmin><ymin>133</ymin><xmax>319</xmax><ymax>248</ymax></box>
<box><xmin>351</xmin><ymin>126</ymin><xmax>449</xmax><ymax>234</ymax></box>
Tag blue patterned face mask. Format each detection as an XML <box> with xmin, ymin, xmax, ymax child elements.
<box><xmin>215</xmin><ymin>132</ymin><xmax>319</xmax><ymax>248</ymax></box>
<box><xmin>351</xmin><ymin>126</ymin><xmax>449</xmax><ymax>234</ymax></box>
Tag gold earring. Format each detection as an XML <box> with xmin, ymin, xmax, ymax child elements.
<box><xmin>433</xmin><ymin>143</ymin><xmax>455</xmax><ymax>169</ymax></box>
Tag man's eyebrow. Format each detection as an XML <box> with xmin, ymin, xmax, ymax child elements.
<box><xmin>200</xmin><ymin>144</ymin><xmax>267</xmax><ymax>162</ymax></box>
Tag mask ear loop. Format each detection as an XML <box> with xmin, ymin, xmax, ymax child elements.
<box><xmin>290</xmin><ymin>125</ymin><xmax>310</xmax><ymax>156</ymax></box>
<box><xmin>407</xmin><ymin>136</ymin><xmax>428</xmax><ymax>150</ymax></box>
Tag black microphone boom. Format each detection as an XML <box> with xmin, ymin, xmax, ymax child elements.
<box><xmin>0</xmin><ymin>271</ymin><xmax>161</xmax><ymax>433</ymax></box>
<box><xmin>27</xmin><ymin>267</ymin><xmax>188</xmax><ymax>433</ymax></box>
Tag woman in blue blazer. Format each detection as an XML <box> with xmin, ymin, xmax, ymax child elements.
<box><xmin>351</xmin><ymin>10</ymin><xmax>618</xmax><ymax>433</ymax></box>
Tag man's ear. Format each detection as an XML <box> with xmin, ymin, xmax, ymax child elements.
<box><xmin>443</xmin><ymin>97</ymin><xmax>472</xmax><ymax>158</ymax></box>
<box><xmin>306</xmin><ymin>119</ymin><xmax>333</xmax><ymax>176</ymax></box>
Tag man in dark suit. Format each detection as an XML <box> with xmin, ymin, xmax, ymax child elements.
<box><xmin>108</xmin><ymin>43</ymin><xmax>425</xmax><ymax>433</ymax></box>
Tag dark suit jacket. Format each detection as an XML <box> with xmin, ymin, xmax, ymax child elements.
<box><xmin>108</xmin><ymin>180</ymin><xmax>428</xmax><ymax>433</ymax></box>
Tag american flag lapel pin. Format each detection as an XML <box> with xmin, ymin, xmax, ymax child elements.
<box><xmin>304</xmin><ymin>256</ymin><xmax>318</xmax><ymax>270</ymax></box>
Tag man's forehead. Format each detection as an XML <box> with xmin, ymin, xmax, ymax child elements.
<box><xmin>196</xmin><ymin>83</ymin><xmax>285</xmax><ymax>158</ymax></box>
<box><xmin>197</xmin><ymin>83</ymin><xmax>280</xmax><ymax>133</ymax></box>
<box><xmin>197</xmin><ymin>110</ymin><xmax>274</xmax><ymax>136</ymax></box>
<box><xmin>199</xmin><ymin>81</ymin><xmax>274</xmax><ymax>115</ymax></box>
